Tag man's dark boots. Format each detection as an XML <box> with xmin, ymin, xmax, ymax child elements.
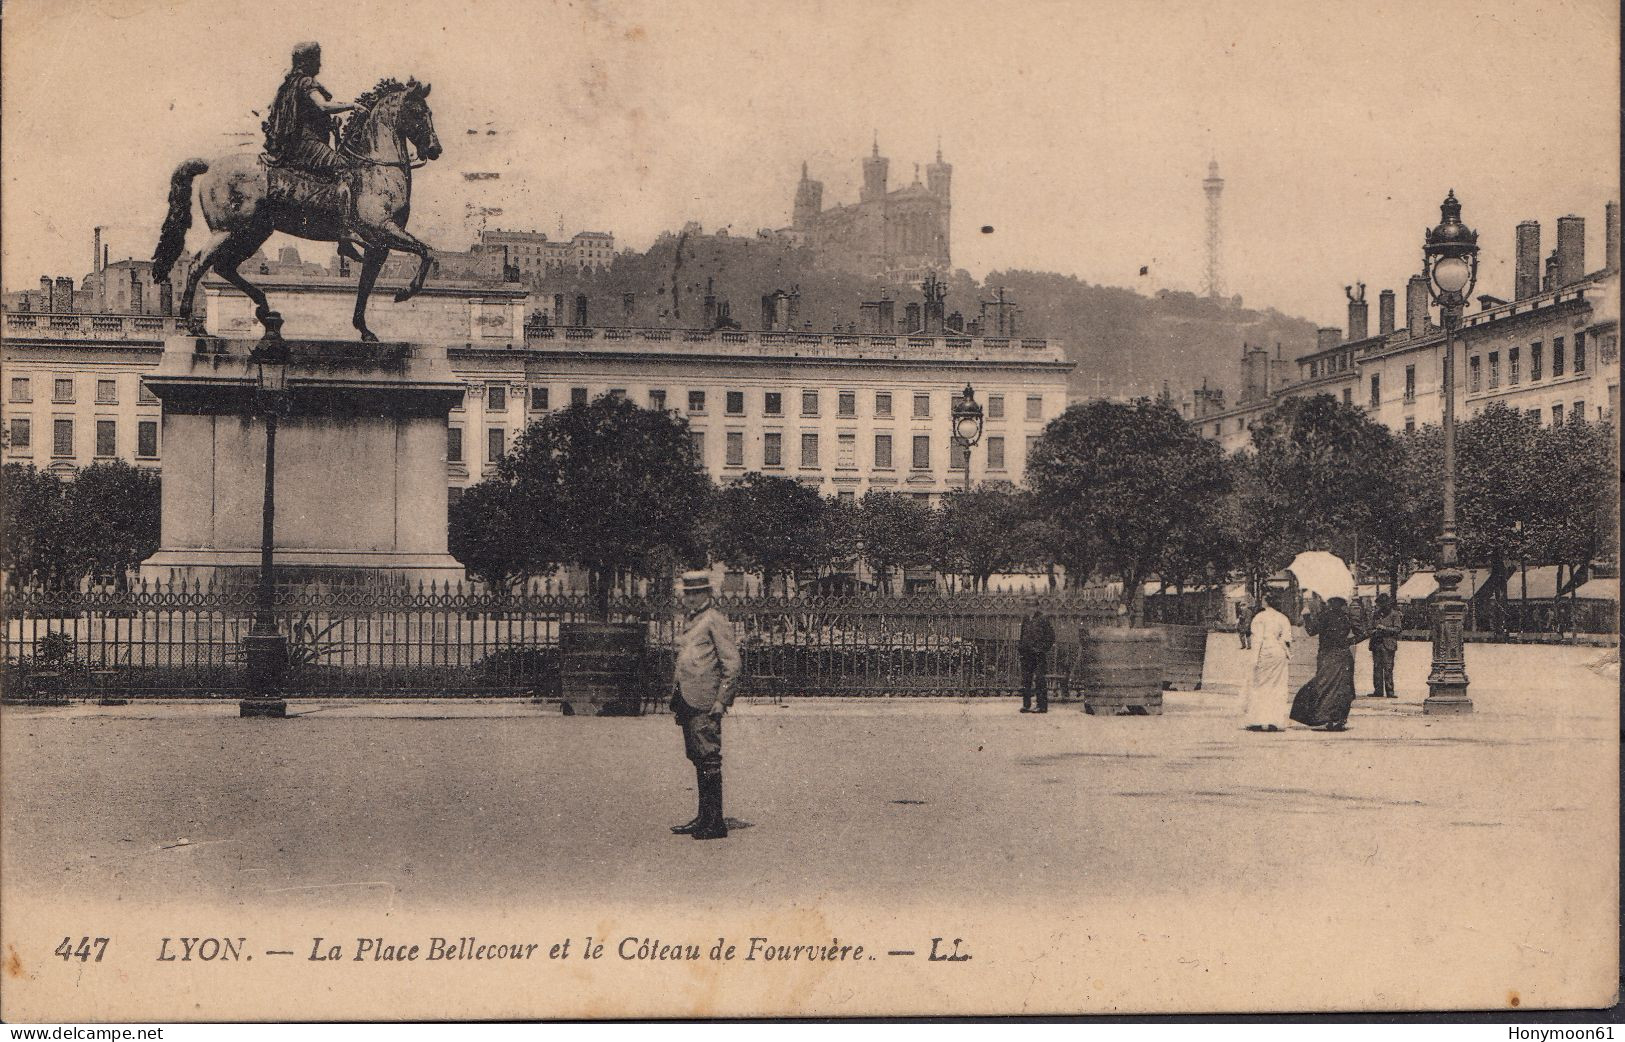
<box><xmin>671</xmin><ymin>766</ymin><xmax>704</xmax><ymax>834</ymax></box>
<box><xmin>691</xmin><ymin>769</ymin><xmax>728</xmax><ymax>840</ymax></box>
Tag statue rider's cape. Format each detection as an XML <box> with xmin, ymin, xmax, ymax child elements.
<box><xmin>262</xmin><ymin>71</ymin><xmax>332</xmax><ymax>164</ymax></box>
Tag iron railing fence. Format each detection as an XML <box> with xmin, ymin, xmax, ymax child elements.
<box><xmin>1399</xmin><ymin>598</ymin><xmax>1618</xmax><ymax>640</ymax></box>
<box><xmin>1</xmin><ymin>580</ymin><xmax>1123</xmax><ymax>700</ymax></box>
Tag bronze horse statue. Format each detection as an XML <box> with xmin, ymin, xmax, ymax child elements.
<box><xmin>152</xmin><ymin>77</ymin><xmax>443</xmax><ymax>343</ymax></box>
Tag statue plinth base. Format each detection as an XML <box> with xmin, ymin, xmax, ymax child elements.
<box><xmin>139</xmin><ymin>336</ymin><xmax>466</xmax><ymax>586</ymax></box>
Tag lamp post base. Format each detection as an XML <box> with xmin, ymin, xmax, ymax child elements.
<box><xmin>1423</xmin><ymin>682</ymin><xmax>1473</xmax><ymax>715</ymax></box>
<box><xmin>240</xmin><ymin>630</ymin><xmax>289</xmax><ymax>719</ymax></box>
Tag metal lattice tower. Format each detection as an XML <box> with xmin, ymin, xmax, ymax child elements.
<box><xmin>1202</xmin><ymin>159</ymin><xmax>1225</xmax><ymax>299</ymax></box>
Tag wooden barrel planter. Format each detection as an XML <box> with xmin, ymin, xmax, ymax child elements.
<box><xmin>559</xmin><ymin>622</ymin><xmax>647</xmax><ymax>716</ymax></box>
<box><xmin>1159</xmin><ymin>624</ymin><xmax>1208</xmax><ymax>691</ymax></box>
<box><xmin>1076</xmin><ymin>626</ymin><xmax>1164</xmax><ymax>715</ymax></box>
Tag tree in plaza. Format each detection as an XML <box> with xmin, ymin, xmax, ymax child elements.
<box><xmin>1389</xmin><ymin>406</ymin><xmax>1615</xmax><ymax>628</ymax></box>
<box><xmin>854</xmin><ymin>490</ymin><xmax>939</xmax><ymax>594</ymax></box>
<box><xmin>706</xmin><ymin>473</ymin><xmax>848</xmax><ymax>595</ymax></box>
<box><xmin>1</xmin><ymin>464</ymin><xmax>70</xmax><ymax>586</ymax></box>
<box><xmin>448</xmin><ymin>480</ymin><xmax>550</xmax><ymax>591</ymax></box>
<box><xmin>464</xmin><ymin>393</ymin><xmax>711</xmax><ymax>616</ymax></box>
<box><xmin>1522</xmin><ymin>413</ymin><xmax>1615</xmax><ymax>595</ymax></box>
<box><xmin>61</xmin><ymin>461</ymin><xmax>161</xmax><ymax>587</ymax></box>
<box><xmin>932</xmin><ymin>483</ymin><xmax>1037</xmax><ymax>591</ymax></box>
<box><xmin>1240</xmin><ymin>393</ymin><xmax>1404</xmax><ymax>577</ymax></box>
<box><xmin>1355</xmin><ymin>427</ymin><xmax>1442</xmax><ymax>598</ymax></box>
<box><xmin>1028</xmin><ymin>398</ymin><xmax>1232</xmax><ymax>614</ymax></box>
<box><xmin>1155</xmin><ymin>475</ymin><xmax>1243</xmax><ymax>595</ymax></box>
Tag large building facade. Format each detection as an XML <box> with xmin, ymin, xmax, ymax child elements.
<box><xmin>1190</xmin><ymin>204</ymin><xmax>1620</xmax><ymax>453</ymax></box>
<box><xmin>477</xmin><ymin>228</ymin><xmax>617</xmax><ymax>279</ymax></box>
<box><xmin>3</xmin><ymin>288</ymin><xmax>1071</xmax><ymax>513</ymax></box>
<box><xmin>789</xmin><ymin>141</ymin><xmax>952</xmax><ymax>284</ymax></box>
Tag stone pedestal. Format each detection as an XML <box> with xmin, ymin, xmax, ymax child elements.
<box><xmin>139</xmin><ymin>336</ymin><xmax>466</xmax><ymax>584</ymax></box>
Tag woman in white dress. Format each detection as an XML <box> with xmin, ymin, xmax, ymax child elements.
<box><xmin>1243</xmin><ymin>591</ymin><xmax>1293</xmax><ymax>732</ymax></box>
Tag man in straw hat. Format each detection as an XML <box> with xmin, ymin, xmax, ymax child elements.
<box><xmin>669</xmin><ymin>570</ymin><xmax>741</xmax><ymax>840</ymax></box>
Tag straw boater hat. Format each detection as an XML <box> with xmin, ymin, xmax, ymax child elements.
<box><xmin>680</xmin><ymin>570</ymin><xmax>712</xmax><ymax>594</ymax></box>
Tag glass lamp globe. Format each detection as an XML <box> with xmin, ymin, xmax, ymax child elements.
<box><xmin>1432</xmin><ymin>256</ymin><xmax>1472</xmax><ymax>295</ymax></box>
<box><xmin>955</xmin><ymin>416</ymin><xmax>980</xmax><ymax>443</ymax></box>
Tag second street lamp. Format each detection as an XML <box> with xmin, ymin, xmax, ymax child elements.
<box><xmin>1420</xmin><ymin>189</ymin><xmax>1478</xmax><ymax>715</ymax></box>
<box><xmin>240</xmin><ymin>338</ymin><xmax>291</xmax><ymax>719</ymax></box>
<box><xmin>951</xmin><ymin>383</ymin><xmax>984</xmax><ymax>492</ymax></box>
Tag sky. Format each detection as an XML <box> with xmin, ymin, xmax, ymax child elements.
<box><xmin>2</xmin><ymin>0</ymin><xmax>1619</xmax><ymax>326</ymax></box>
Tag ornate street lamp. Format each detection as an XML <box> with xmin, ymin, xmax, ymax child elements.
<box><xmin>951</xmin><ymin>383</ymin><xmax>984</xmax><ymax>492</ymax></box>
<box><xmin>241</xmin><ymin>338</ymin><xmax>291</xmax><ymax>718</ymax></box>
<box><xmin>1420</xmin><ymin>189</ymin><xmax>1478</xmax><ymax>714</ymax></box>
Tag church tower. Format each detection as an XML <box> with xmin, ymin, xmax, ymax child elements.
<box><xmin>861</xmin><ymin>135</ymin><xmax>890</xmax><ymax>203</ymax></box>
<box><xmin>926</xmin><ymin>141</ymin><xmax>952</xmax><ymax>201</ymax></box>
<box><xmin>792</xmin><ymin>161</ymin><xmax>824</xmax><ymax>230</ymax></box>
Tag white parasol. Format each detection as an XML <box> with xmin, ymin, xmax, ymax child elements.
<box><xmin>1286</xmin><ymin>550</ymin><xmax>1355</xmax><ymax>602</ymax></box>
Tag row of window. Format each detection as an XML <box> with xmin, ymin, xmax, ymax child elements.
<box><xmin>470</xmin><ymin>385</ymin><xmax>1045</xmax><ymax>422</ymax></box>
<box><xmin>1469</xmin><ymin>335</ymin><xmax>1587</xmax><ymax>394</ymax></box>
<box><xmin>9</xmin><ymin>375</ymin><xmax>160</xmax><ymax>405</ymax></box>
<box><xmin>8</xmin><ymin>416</ymin><xmax>159</xmax><ymax>458</ymax></box>
<box><xmin>450</xmin><ymin>426</ymin><xmax>1035</xmax><ymax>472</ymax></box>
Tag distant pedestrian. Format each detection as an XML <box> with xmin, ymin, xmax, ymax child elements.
<box><xmin>1242</xmin><ymin>591</ymin><xmax>1293</xmax><ymax>732</ymax></box>
<box><xmin>1367</xmin><ymin>593</ymin><xmax>1402</xmax><ymax>698</ymax></box>
<box><xmin>1236</xmin><ymin>598</ymin><xmax>1258</xmax><ymax>649</ymax></box>
<box><xmin>1017</xmin><ymin>599</ymin><xmax>1056</xmax><ymax>714</ymax></box>
<box><xmin>1289</xmin><ymin>594</ymin><xmax>1367</xmax><ymax>732</ymax></box>
<box><xmin>669</xmin><ymin>570</ymin><xmax>741</xmax><ymax>840</ymax></box>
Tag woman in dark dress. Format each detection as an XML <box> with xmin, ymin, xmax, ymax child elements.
<box><xmin>1289</xmin><ymin>595</ymin><xmax>1365</xmax><ymax>731</ymax></box>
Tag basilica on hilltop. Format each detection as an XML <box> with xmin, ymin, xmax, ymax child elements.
<box><xmin>786</xmin><ymin>138</ymin><xmax>952</xmax><ymax>284</ymax></box>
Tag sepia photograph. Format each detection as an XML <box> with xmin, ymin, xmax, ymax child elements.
<box><xmin>0</xmin><ymin>0</ymin><xmax>1618</xmax><ymax>1023</ymax></box>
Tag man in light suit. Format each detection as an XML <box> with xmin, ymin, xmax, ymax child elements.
<box><xmin>669</xmin><ymin>571</ymin><xmax>741</xmax><ymax>840</ymax></box>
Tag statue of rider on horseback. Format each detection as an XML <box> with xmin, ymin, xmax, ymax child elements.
<box><xmin>262</xmin><ymin>41</ymin><xmax>368</xmax><ymax>262</ymax></box>
<box><xmin>152</xmin><ymin>41</ymin><xmax>443</xmax><ymax>343</ymax></box>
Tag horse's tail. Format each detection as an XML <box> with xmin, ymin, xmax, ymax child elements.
<box><xmin>152</xmin><ymin>159</ymin><xmax>209</xmax><ymax>283</ymax></box>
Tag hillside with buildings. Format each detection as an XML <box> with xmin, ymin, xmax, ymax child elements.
<box><xmin>511</xmin><ymin>225</ymin><xmax>1318</xmax><ymax>401</ymax></box>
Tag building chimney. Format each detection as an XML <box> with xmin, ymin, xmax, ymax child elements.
<box><xmin>1345</xmin><ymin>283</ymin><xmax>1368</xmax><ymax>342</ymax></box>
<box><xmin>40</xmin><ymin>276</ymin><xmax>53</xmax><ymax>311</ymax></box>
<box><xmin>1316</xmin><ymin>327</ymin><xmax>1340</xmax><ymax>354</ymax></box>
<box><xmin>1555</xmin><ymin>215</ymin><xmax>1585</xmax><ymax>287</ymax></box>
<box><xmin>1378</xmin><ymin>289</ymin><xmax>1396</xmax><ymax>334</ymax></box>
<box><xmin>904</xmin><ymin>302</ymin><xmax>921</xmax><ymax>332</ymax></box>
<box><xmin>56</xmin><ymin>276</ymin><xmax>76</xmax><ymax>314</ymax></box>
<box><xmin>787</xmin><ymin>288</ymin><xmax>801</xmax><ymax>329</ymax></box>
<box><xmin>127</xmin><ymin>270</ymin><xmax>141</xmax><ymax>315</ymax></box>
<box><xmin>159</xmin><ymin>281</ymin><xmax>174</xmax><ymax>316</ymax></box>
<box><xmin>1607</xmin><ymin>201</ymin><xmax>1621</xmax><ymax>272</ymax></box>
<box><xmin>878</xmin><ymin>298</ymin><xmax>894</xmax><ymax>332</ymax></box>
<box><xmin>1515</xmin><ymin>220</ymin><xmax>1541</xmax><ymax>299</ymax></box>
<box><xmin>1544</xmin><ymin>251</ymin><xmax>1558</xmax><ymax>293</ymax></box>
<box><xmin>93</xmin><ymin>227</ymin><xmax>102</xmax><ymax>275</ymax></box>
<box><xmin>1406</xmin><ymin>274</ymin><xmax>1430</xmax><ymax>334</ymax></box>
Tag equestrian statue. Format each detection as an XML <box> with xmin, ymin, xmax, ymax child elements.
<box><xmin>152</xmin><ymin>42</ymin><xmax>443</xmax><ymax>343</ymax></box>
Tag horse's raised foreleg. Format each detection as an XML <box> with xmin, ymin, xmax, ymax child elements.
<box><xmin>353</xmin><ymin>245</ymin><xmax>390</xmax><ymax>343</ymax></box>
<box><xmin>358</xmin><ymin>220</ymin><xmax>434</xmax><ymax>303</ymax></box>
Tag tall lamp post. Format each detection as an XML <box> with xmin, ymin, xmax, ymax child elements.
<box><xmin>241</xmin><ymin>338</ymin><xmax>291</xmax><ymax>718</ymax></box>
<box><xmin>1420</xmin><ymin>189</ymin><xmax>1478</xmax><ymax>715</ymax></box>
<box><xmin>950</xmin><ymin>383</ymin><xmax>984</xmax><ymax>492</ymax></box>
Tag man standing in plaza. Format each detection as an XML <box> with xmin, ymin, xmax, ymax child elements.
<box><xmin>1018</xmin><ymin>599</ymin><xmax>1056</xmax><ymax>714</ymax></box>
<box><xmin>1237</xmin><ymin>597</ymin><xmax>1257</xmax><ymax>650</ymax></box>
<box><xmin>1367</xmin><ymin>593</ymin><xmax>1403</xmax><ymax>698</ymax></box>
<box><xmin>670</xmin><ymin>571</ymin><xmax>741</xmax><ymax>840</ymax></box>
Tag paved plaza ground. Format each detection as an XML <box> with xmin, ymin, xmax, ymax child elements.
<box><xmin>1</xmin><ymin>639</ymin><xmax>1617</xmax><ymax>1019</ymax></box>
